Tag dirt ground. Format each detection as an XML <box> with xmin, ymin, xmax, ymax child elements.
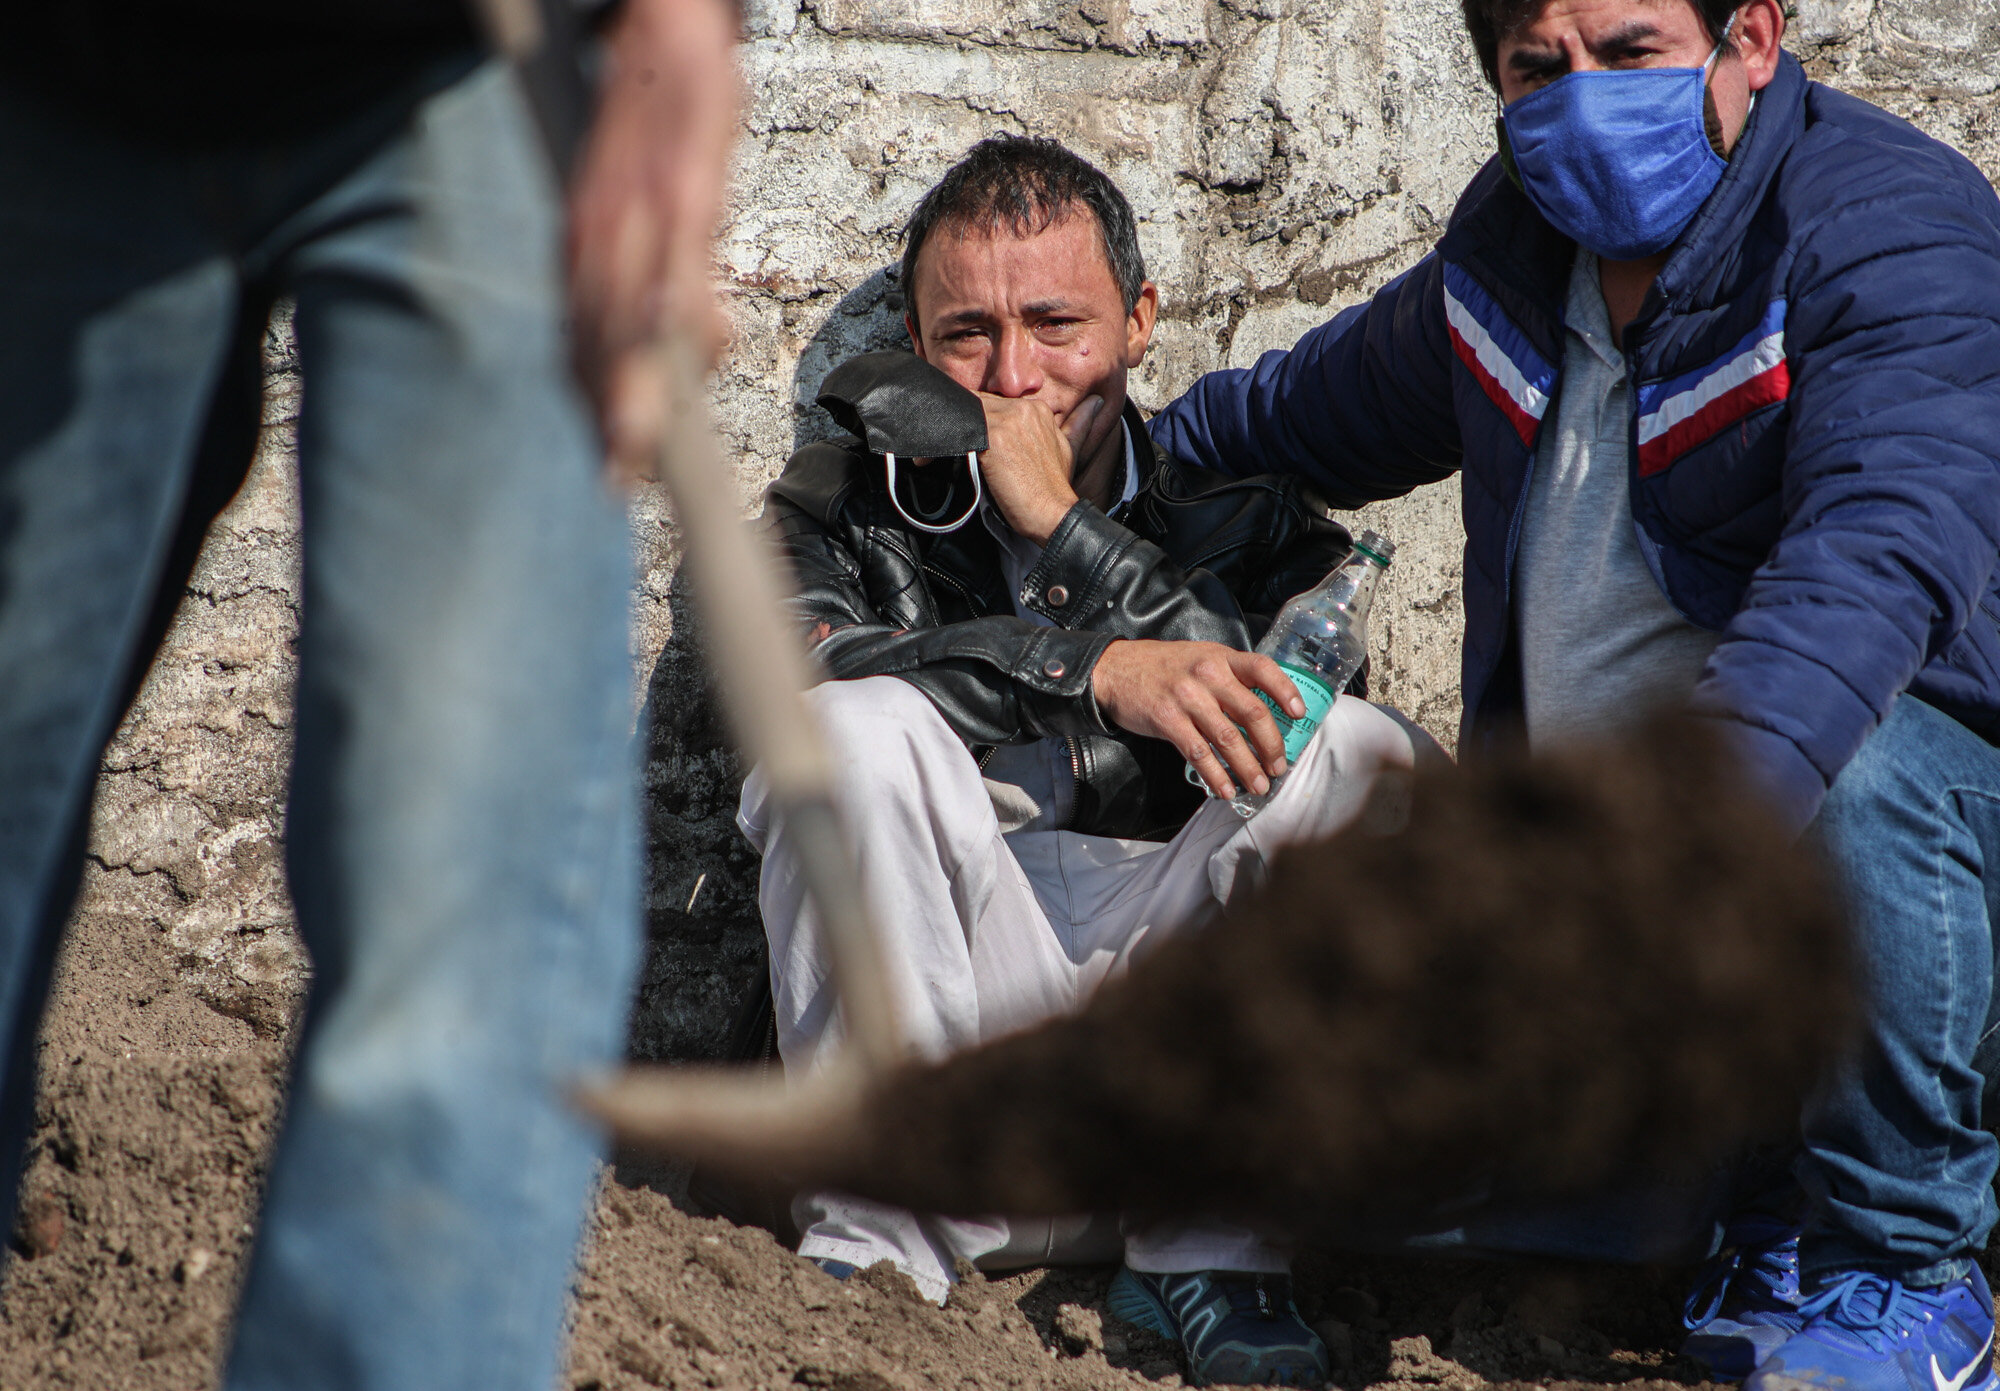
<box><xmin>0</xmin><ymin>875</ymin><xmax>1824</xmax><ymax>1391</ymax></box>
<box><xmin>0</xmin><ymin>869</ymin><xmax>291</xmax><ymax>1387</ymax></box>
<box><xmin>571</xmin><ymin>1156</ymin><xmax>1725</xmax><ymax>1391</ymax></box>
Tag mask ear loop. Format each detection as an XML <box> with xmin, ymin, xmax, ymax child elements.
<box><xmin>1701</xmin><ymin>11</ymin><xmax>1738</xmax><ymax>156</ymax></box>
<box><xmin>885</xmin><ymin>451</ymin><xmax>984</xmax><ymax>535</ymax></box>
<box><xmin>1708</xmin><ymin>9</ymin><xmax>1738</xmax><ymax>66</ymax></box>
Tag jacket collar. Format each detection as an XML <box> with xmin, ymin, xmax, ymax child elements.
<box><xmin>1124</xmin><ymin>398</ymin><xmax>1163</xmax><ymax>495</ymax></box>
<box><xmin>1650</xmin><ymin>49</ymin><xmax>1807</xmax><ymax>312</ymax></box>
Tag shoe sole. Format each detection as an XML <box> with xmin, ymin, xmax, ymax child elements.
<box><xmin>1684</xmin><ymin>1323</ymin><xmax>1803</xmax><ymax>1382</ymax></box>
<box><xmin>1754</xmin><ymin>1364</ymin><xmax>1999</xmax><ymax>1391</ymax></box>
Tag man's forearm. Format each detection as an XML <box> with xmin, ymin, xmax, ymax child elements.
<box><xmin>1148</xmin><ymin>257</ymin><xmax>1463</xmax><ymax>505</ymax></box>
<box><xmin>1014</xmin><ymin>502</ymin><xmax>1254</xmax><ymax>649</ymax></box>
<box><xmin>813</xmin><ymin>622</ymin><xmax>1115</xmax><ymax>747</ymax></box>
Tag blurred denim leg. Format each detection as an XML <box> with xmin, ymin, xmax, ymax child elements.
<box><xmin>1319</xmin><ymin>1169</ymin><xmax>1731</xmax><ymax>1267</ymax></box>
<box><xmin>0</xmin><ymin>77</ymin><xmax>272</xmax><ymax>1237</ymax></box>
<box><xmin>0</xmin><ymin>58</ymin><xmax>641</xmax><ymax>1391</ymax></box>
<box><xmin>1794</xmin><ymin>696</ymin><xmax>2000</xmax><ymax>1288</ymax></box>
<box><xmin>221</xmin><ymin>62</ymin><xmax>642</xmax><ymax>1391</ymax></box>
<box><xmin>1307</xmin><ymin>1092</ymin><xmax>1807</xmax><ymax>1272</ymax></box>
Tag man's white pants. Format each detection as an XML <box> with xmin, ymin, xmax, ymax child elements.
<box><xmin>738</xmin><ymin>675</ymin><xmax>1438</xmax><ymax>1302</ymax></box>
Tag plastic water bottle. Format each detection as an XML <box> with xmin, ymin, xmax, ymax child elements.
<box><xmin>1186</xmin><ymin>529</ymin><xmax>1395</xmax><ymax>817</ymax></box>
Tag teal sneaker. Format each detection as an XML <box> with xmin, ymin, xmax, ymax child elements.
<box><xmin>1107</xmin><ymin>1267</ymin><xmax>1329</xmax><ymax>1386</ymax></box>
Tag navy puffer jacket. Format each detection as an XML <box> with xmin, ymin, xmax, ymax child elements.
<box><xmin>1151</xmin><ymin>52</ymin><xmax>2000</xmax><ymax>832</ymax></box>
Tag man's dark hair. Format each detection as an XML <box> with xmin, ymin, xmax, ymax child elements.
<box><xmin>900</xmin><ymin>135</ymin><xmax>1147</xmax><ymax>326</ymax></box>
<box><xmin>1461</xmin><ymin>0</ymin><xmax>1740</xmax><ymax>88</ymax></box>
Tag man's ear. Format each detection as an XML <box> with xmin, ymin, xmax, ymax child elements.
<box><xmin>1125</xmin><ymin>282</ymin><xmax>1159</xmax><ymax>369</ymax></box>
<box><xmin>1739</xmin><ymin>0</ymin><xmax>1784</xmax><ymax>91</ymax></box>
<box><xmin>905</xmin><ymin>315</ymin><xmax>926</xmax><ymax>360</ymax></box>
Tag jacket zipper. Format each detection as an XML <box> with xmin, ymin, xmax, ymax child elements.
<box><xmin>1061</xmin><ymin>736</ymin><xmax>1083</xmax><ymax>832</ymax></box>
<box><xmin>1621</xmin><ymin>374</ymin><xmax>1709</xmax><ymax>629</ymax></box>
<box><xmin>920</xmin><ymin>542</ymin><xmax>1084</xmax><ymax>832</ymax></box>
<box><xmin>920</xmin><ymin>561</ymin><xmax>989</xmax><ymax>617</ymax></box>
<box><xmin>975</xmin><ymin>739</ymin><xmax>1079</xmax><ymax>829</ymax></box>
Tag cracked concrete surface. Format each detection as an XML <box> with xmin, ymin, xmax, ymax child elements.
<box><xmin>3</xmin><ymin>0</ymin><xmax>1997</xmax><ymax>1381</ymax></box>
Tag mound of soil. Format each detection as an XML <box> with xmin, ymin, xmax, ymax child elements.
<box><xmin>566</xmin><ymin>1159</ymin><xmax>1727</xmax><ymax>1391</ymax></box>
<box><xmin>0</xmin><ymin>872</ymin><xmax>292</xmax><ymax>1389</ymax></box>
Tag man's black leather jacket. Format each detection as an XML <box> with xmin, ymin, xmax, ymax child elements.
<box><xmin>759</xmin><ymin>403</ymin><xmax>1357</xmax><ymax>840</ymax></box>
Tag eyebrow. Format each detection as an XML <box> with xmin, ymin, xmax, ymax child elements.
<box><xmin>1505</xmin><ymin>18</ymin><xmax>1668</xmax><ymax>72</ymax></box>
<box><xmin>932</xmin><ymin>298</ymin><xmax>1084</xmax><ymax>329</ymax></box>
<box><xmin>1505</xmin><ymin>44</ymin><xmax>1565</xmax><ymax>74</ymax></box>
<box><xmin>1590</xmin><ymin>18</ymin><xmax>1668</xmax><ymax>52</ymax></box>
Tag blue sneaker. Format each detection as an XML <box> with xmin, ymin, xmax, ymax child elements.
<box><xmin>1746</xmin><ymin>1266</ymin><xmax>1997</xmax><ymax>1391</ymax></box>
<box><xmin>810</xmin><ymin>1256</ymin><xmax>859</xmax><ymax>1279</ymax></box>
<box><xmin>1682</xmin><ymin>1216</ymin><xmax>1805</xmax><ymax>1379</ymax></box>
<box><xmin>1107</xmin><ymin>1267</ymin><xmax>1329</xmax><ymax>1386</ymax></box>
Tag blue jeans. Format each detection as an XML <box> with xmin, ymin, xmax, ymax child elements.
<box><xmin>0</xmin><ymin>56</ymin><xmax>641</xmax><ymax>1391</ymax></box>
<box><xmin>1798</xmin><ymin>694</ymin><xmax>2000</xmax><ymax>1287</ymax></box>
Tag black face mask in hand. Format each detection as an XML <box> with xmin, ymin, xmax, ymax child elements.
<box><xmin>816</xmin><ymin>351</ymin><xmax>989</xmax><ymax>535</ymax></box>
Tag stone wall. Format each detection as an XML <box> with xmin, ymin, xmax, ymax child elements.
<box><xmin>82</xmin><ymin>317</ymin><xmax>307</xmax><ymax>1043</ymax></box>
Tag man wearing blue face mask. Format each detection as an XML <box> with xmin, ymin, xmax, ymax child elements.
<box><xmin>1149</xmin><ymin>0</ymin><xmax>2000</xmax><ymax>1389</ymax></box>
